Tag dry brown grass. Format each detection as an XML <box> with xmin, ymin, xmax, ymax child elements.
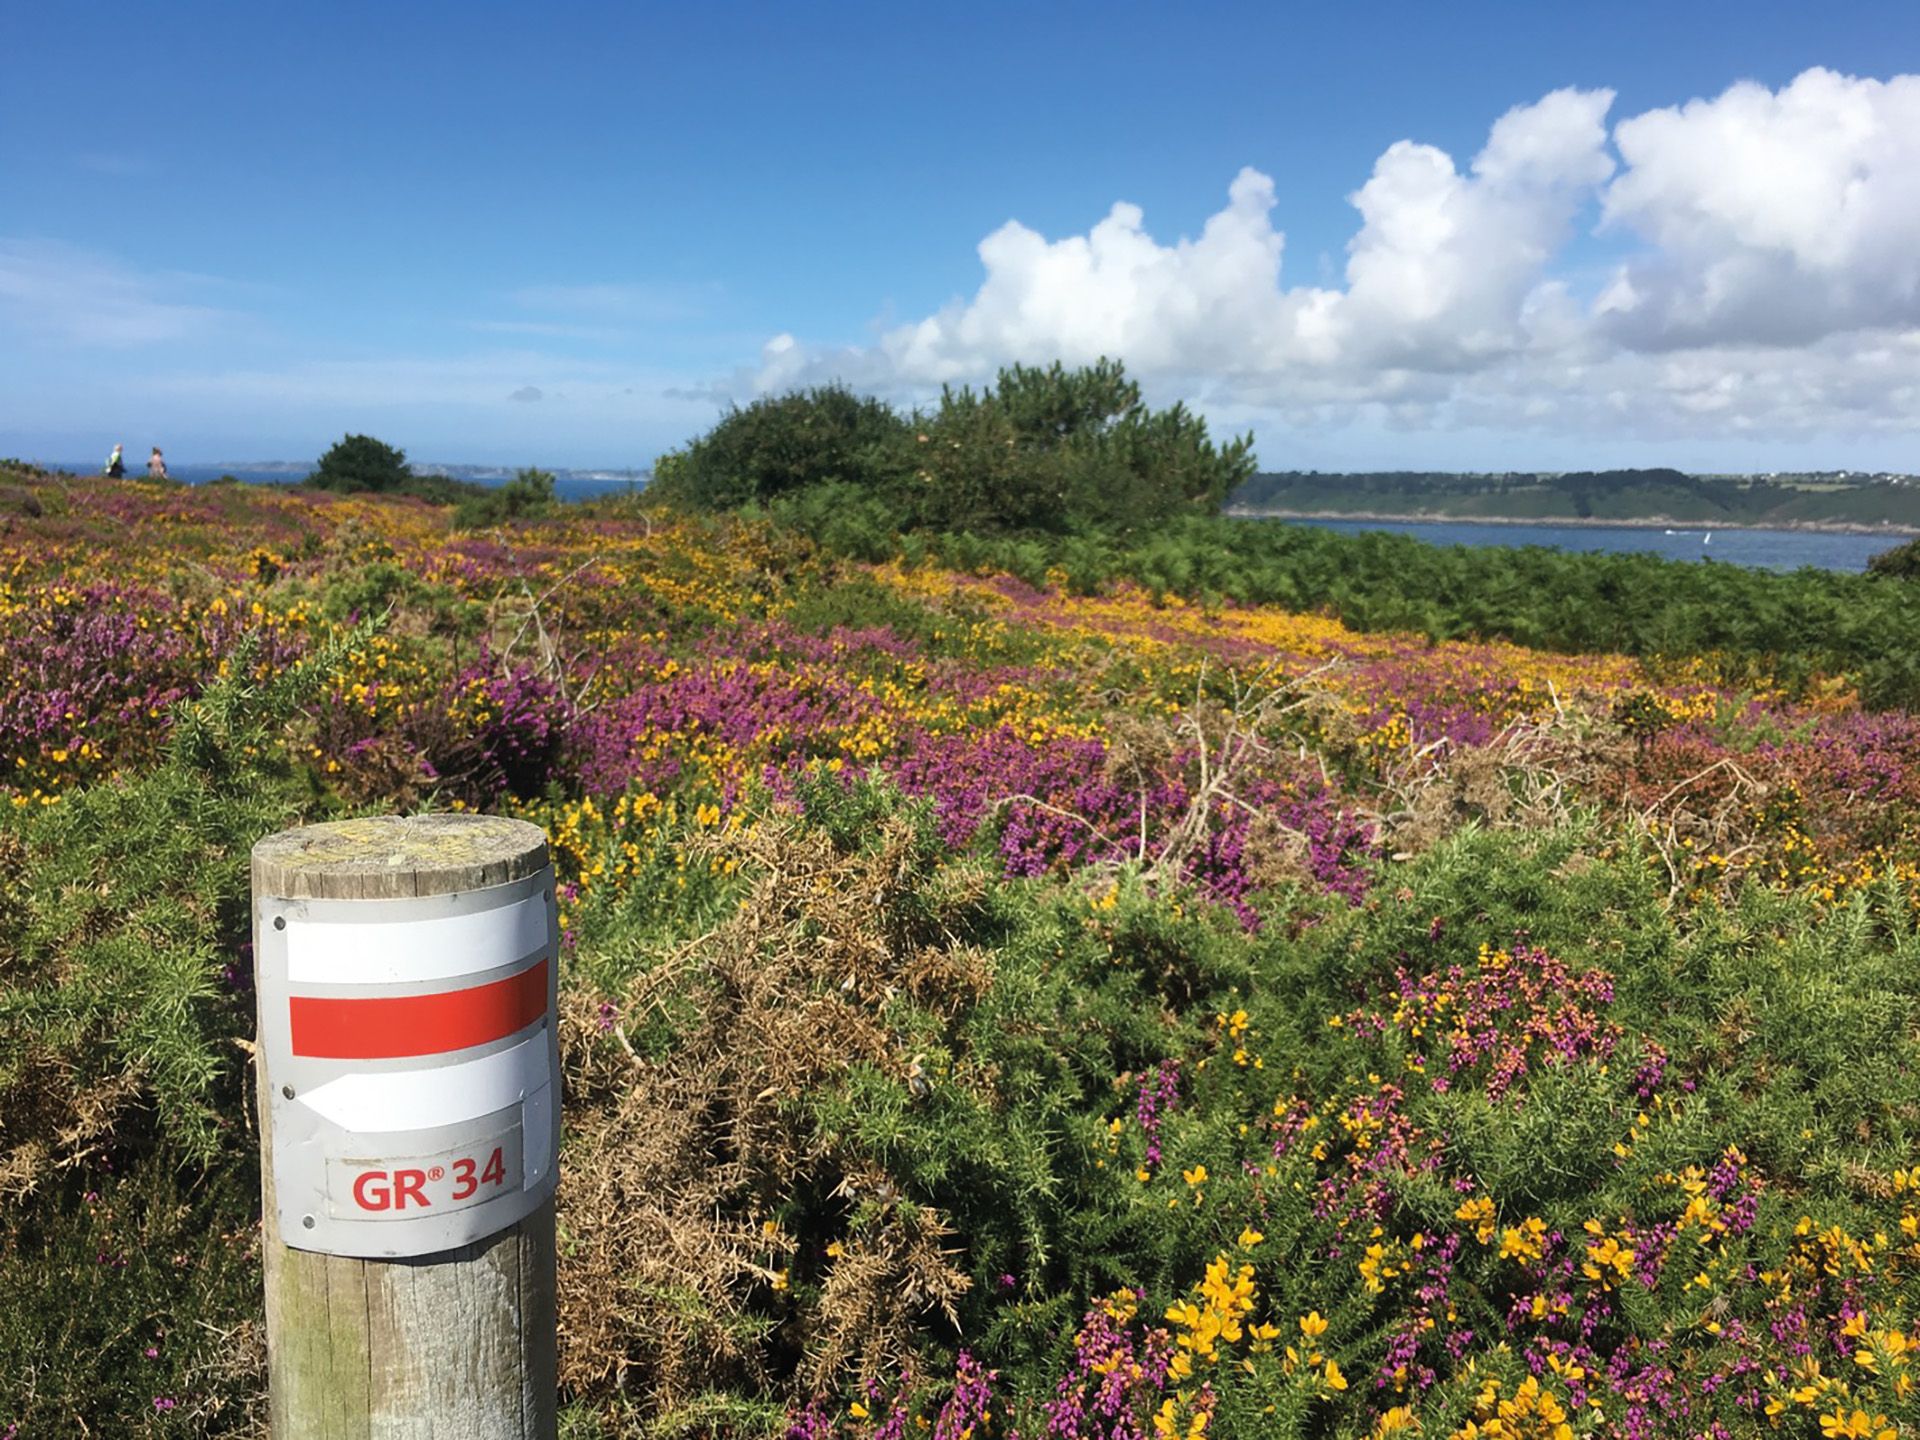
<box><xmin>1366</xmin><ymin>702</ymin><xmax>1630</xmax><ymax>860</ymax></box>
<box><xmin>1631</xmin><ymin>755</ymin><xmax>1773</xmax><ymax>907</ymax></box>
<box><xmin>0</xmin><ymin>1055</ymin><xmax>146</xmax><ymax>1203</ymax></box>
<box><xmin>555</xmin><ymin>810</ymin><xmax>991</xmax><ymax>1430</ymax></box>
<box><xmin>1088</xmin><ymin>662</ymin><xmax>1346</xmax><ymax>898</ymax></box>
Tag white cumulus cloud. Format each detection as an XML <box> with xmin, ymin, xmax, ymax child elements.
<box><xmin>1598</xmin><ymin>68</ymin><xmax>1920</xmax><ymax>349</ymax></box>
<box><xmin>740</xmin><ymin>69</ymin><xmax>1920</xmax><ymax>446</ymax></box>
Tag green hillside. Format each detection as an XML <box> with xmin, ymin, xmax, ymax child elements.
<box><xmin>1230</xmin><ymin>468</ymin><xmax>1920</xmax><ymax>529</ymax></box>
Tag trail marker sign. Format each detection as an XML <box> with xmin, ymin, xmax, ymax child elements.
<box><xmin>258</xmin><ymin>869</ymin><xmax>559</xmax><ymax>1259</ymax></box>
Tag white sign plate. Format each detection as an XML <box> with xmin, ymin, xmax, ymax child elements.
<box><xmin>257</xmin><ymin>870</ymin><xmax>560</xmax><ymax>1258</ymax></box>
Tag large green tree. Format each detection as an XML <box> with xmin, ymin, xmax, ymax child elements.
<box><xmin>306</xmin><ymin>433</ymin><xmax>413</xmax><ymax>494</ymax></box>
<box><xmin>899</xmin><ymin>360</ymin><xmax>1254</xmax><ymax>534</ymax></box>
<box><xmin>649</xmin><ymin>387</ymin><xmax>908</xmax><ymax>511</ymax></box>
<box><xmin>652</xmin><ymin>359</ymin><xmax>1255</xmax><ymax>536</ymax></box>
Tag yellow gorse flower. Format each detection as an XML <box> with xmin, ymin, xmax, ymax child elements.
<box><xmin>1820</xmin><ymin>1409</ymin><xmax>1897</xmax><ymax>1440</ymax></box>
<box><xmin>1448</xmin><ymin>1374</ymin><xmax>1573</xmax><ymax>1440</ymax></box>
<box><xmin>1456</xmin><ymin>1196</ymin><xmax>1496</xmax><ymax>1245</ymax></box>
<box><xmin>1164</xmin><ymin>1254</ymin><xmax>1260</xmax><ymax>1370</ymax></box>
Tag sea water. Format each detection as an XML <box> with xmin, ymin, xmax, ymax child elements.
<box><xmin>1278</xmin><ymin>516</ymin><xmax>1902</xmax><ymax>574</ymax></box>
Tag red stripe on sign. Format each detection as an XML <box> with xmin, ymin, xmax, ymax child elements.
<box><xmin>290</xmin><ymin>960</ymin><xmax>548</xmax><ymax>1060</ymax></box>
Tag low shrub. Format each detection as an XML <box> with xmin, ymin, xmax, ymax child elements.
<box><xmin>0</xmin><ymin>629</ymin><xmax>371</xmax><ymax>1431</ymax></box>
<box><xmin>454</xmin><ymin>466</ymin><xmax>560</xmax><ymax>529</ymax></box>
<box><xmin>649</xmin><ymin>388</ymin><xmax>909</xmax><ymax>512</ymax></box>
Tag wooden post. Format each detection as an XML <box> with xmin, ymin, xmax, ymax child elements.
<box><xmin>252</xmin><ymin>814</ymin><xmax>559</xmax><ymax>1439</ymax></box>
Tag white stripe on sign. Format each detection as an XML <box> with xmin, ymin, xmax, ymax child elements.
<box><xmin>299</xmin><ymin>1031</ymin><xmax>548</xmax><ymax>1132</ymax></box>
<box><xmin>285</xmin><ymin>891</ymin><xmax>549</xmax><ymax>985</ymax></box>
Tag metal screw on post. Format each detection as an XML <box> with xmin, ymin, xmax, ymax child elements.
<box><xmin>252</xmin><ymin>814</ymin><xmax>559</xmax><ymax>1439</ymax></box>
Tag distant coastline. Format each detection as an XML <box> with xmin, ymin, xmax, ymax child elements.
<box><xmin>1225</xmin><ymin>469</ymin><xmax>1920</xmax><ymax>536</ymax></box>
<box><xmin>1227</xmin><ymin>507</ymin><xmax>1920</xmax><ymax>537</ymax></box>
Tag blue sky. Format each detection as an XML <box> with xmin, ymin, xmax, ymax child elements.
<box><xmin>4</xmin><ymin>2</ymin><xmax>1918</xmax><ymax>471</ymax></box>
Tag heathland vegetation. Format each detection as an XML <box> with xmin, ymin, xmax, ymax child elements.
<box><xmin>656</xmin><ymin>376</ymin><xmax>1920</xmax><ymax>711</ymax></box>
<box><xmin>302</xmin><ymin>430</ymin><xmax>561</xmax><ymax>528</ymax></box>
<box><xmin>3</xmin><ymin>364</ymin><xmax>1920</xmax><ymax>1436</ymax></box>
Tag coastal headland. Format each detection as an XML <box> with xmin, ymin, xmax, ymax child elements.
<box><xmin>1228</xmin><ymin>505</ymin><xmax>1920</xmax><ymax>536</ymax></box>
<box><xmin>1228</xmin><ymin>467</ymin><xmax>1920</xmax><ymax>534</ymax></box>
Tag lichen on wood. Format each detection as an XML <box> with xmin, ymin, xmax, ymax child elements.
<box><xmin>252</xmin><ymin>814</ymin><xmax>549</xmax><ymax>900</ymax></box>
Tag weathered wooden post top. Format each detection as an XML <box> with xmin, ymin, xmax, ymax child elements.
<box><xmin>252</xmin><ymin>813</ymin><xmax>559</xmax><ymax>1439</ymax></box>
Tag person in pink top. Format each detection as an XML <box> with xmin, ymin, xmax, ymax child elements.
<box><xmin>148</xmin><ymin>446</ymin><xmax>168</xmax><ymax>479</ymax></box>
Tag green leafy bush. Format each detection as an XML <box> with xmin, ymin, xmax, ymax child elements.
<box><xmin>0</xmin><ymin>631</ymin><xmax>365</xmax><ymax>1168</ymax></box>
<box><xmin>1869</xmin><ymin>536</ymin><xmax>1920</xmax><ymax>581</ymax></box>
<box><xmin>553</xmin><ymin>772</ymin><xmax>1248</xmax><ymax>1424</ymax></box>
<box><xmin>454</xmin><ymin>466</ymin><xmax>560</xmax><ymax>529</ymax></box>
<box><xmin>0</xmin><ymin>627</ymin><xmax>372</xmax><ymax>1431</ymax></box>
<box><xmin>649</xmin><ymin>387</ymin><xmax>909</xmax><ymax>512</ymax></box>
<box><xmin>303</xmin><ymin>433</ymin><xmax>505</xmax><ymax>507</ymax></box>
<box><xmin>902</xmin><ymin>360</ymin><xmax>1254</xmax><ymax>535</ymax></box>
<box><xmin>653</xmin><ymin>359</ymin><xmax>1253</xmax><ymax>536</ymax></box>
<box><xmin>304</xmin><ymin>433</ymin><xmax>413</xmax><ymax>494</ymax></box>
